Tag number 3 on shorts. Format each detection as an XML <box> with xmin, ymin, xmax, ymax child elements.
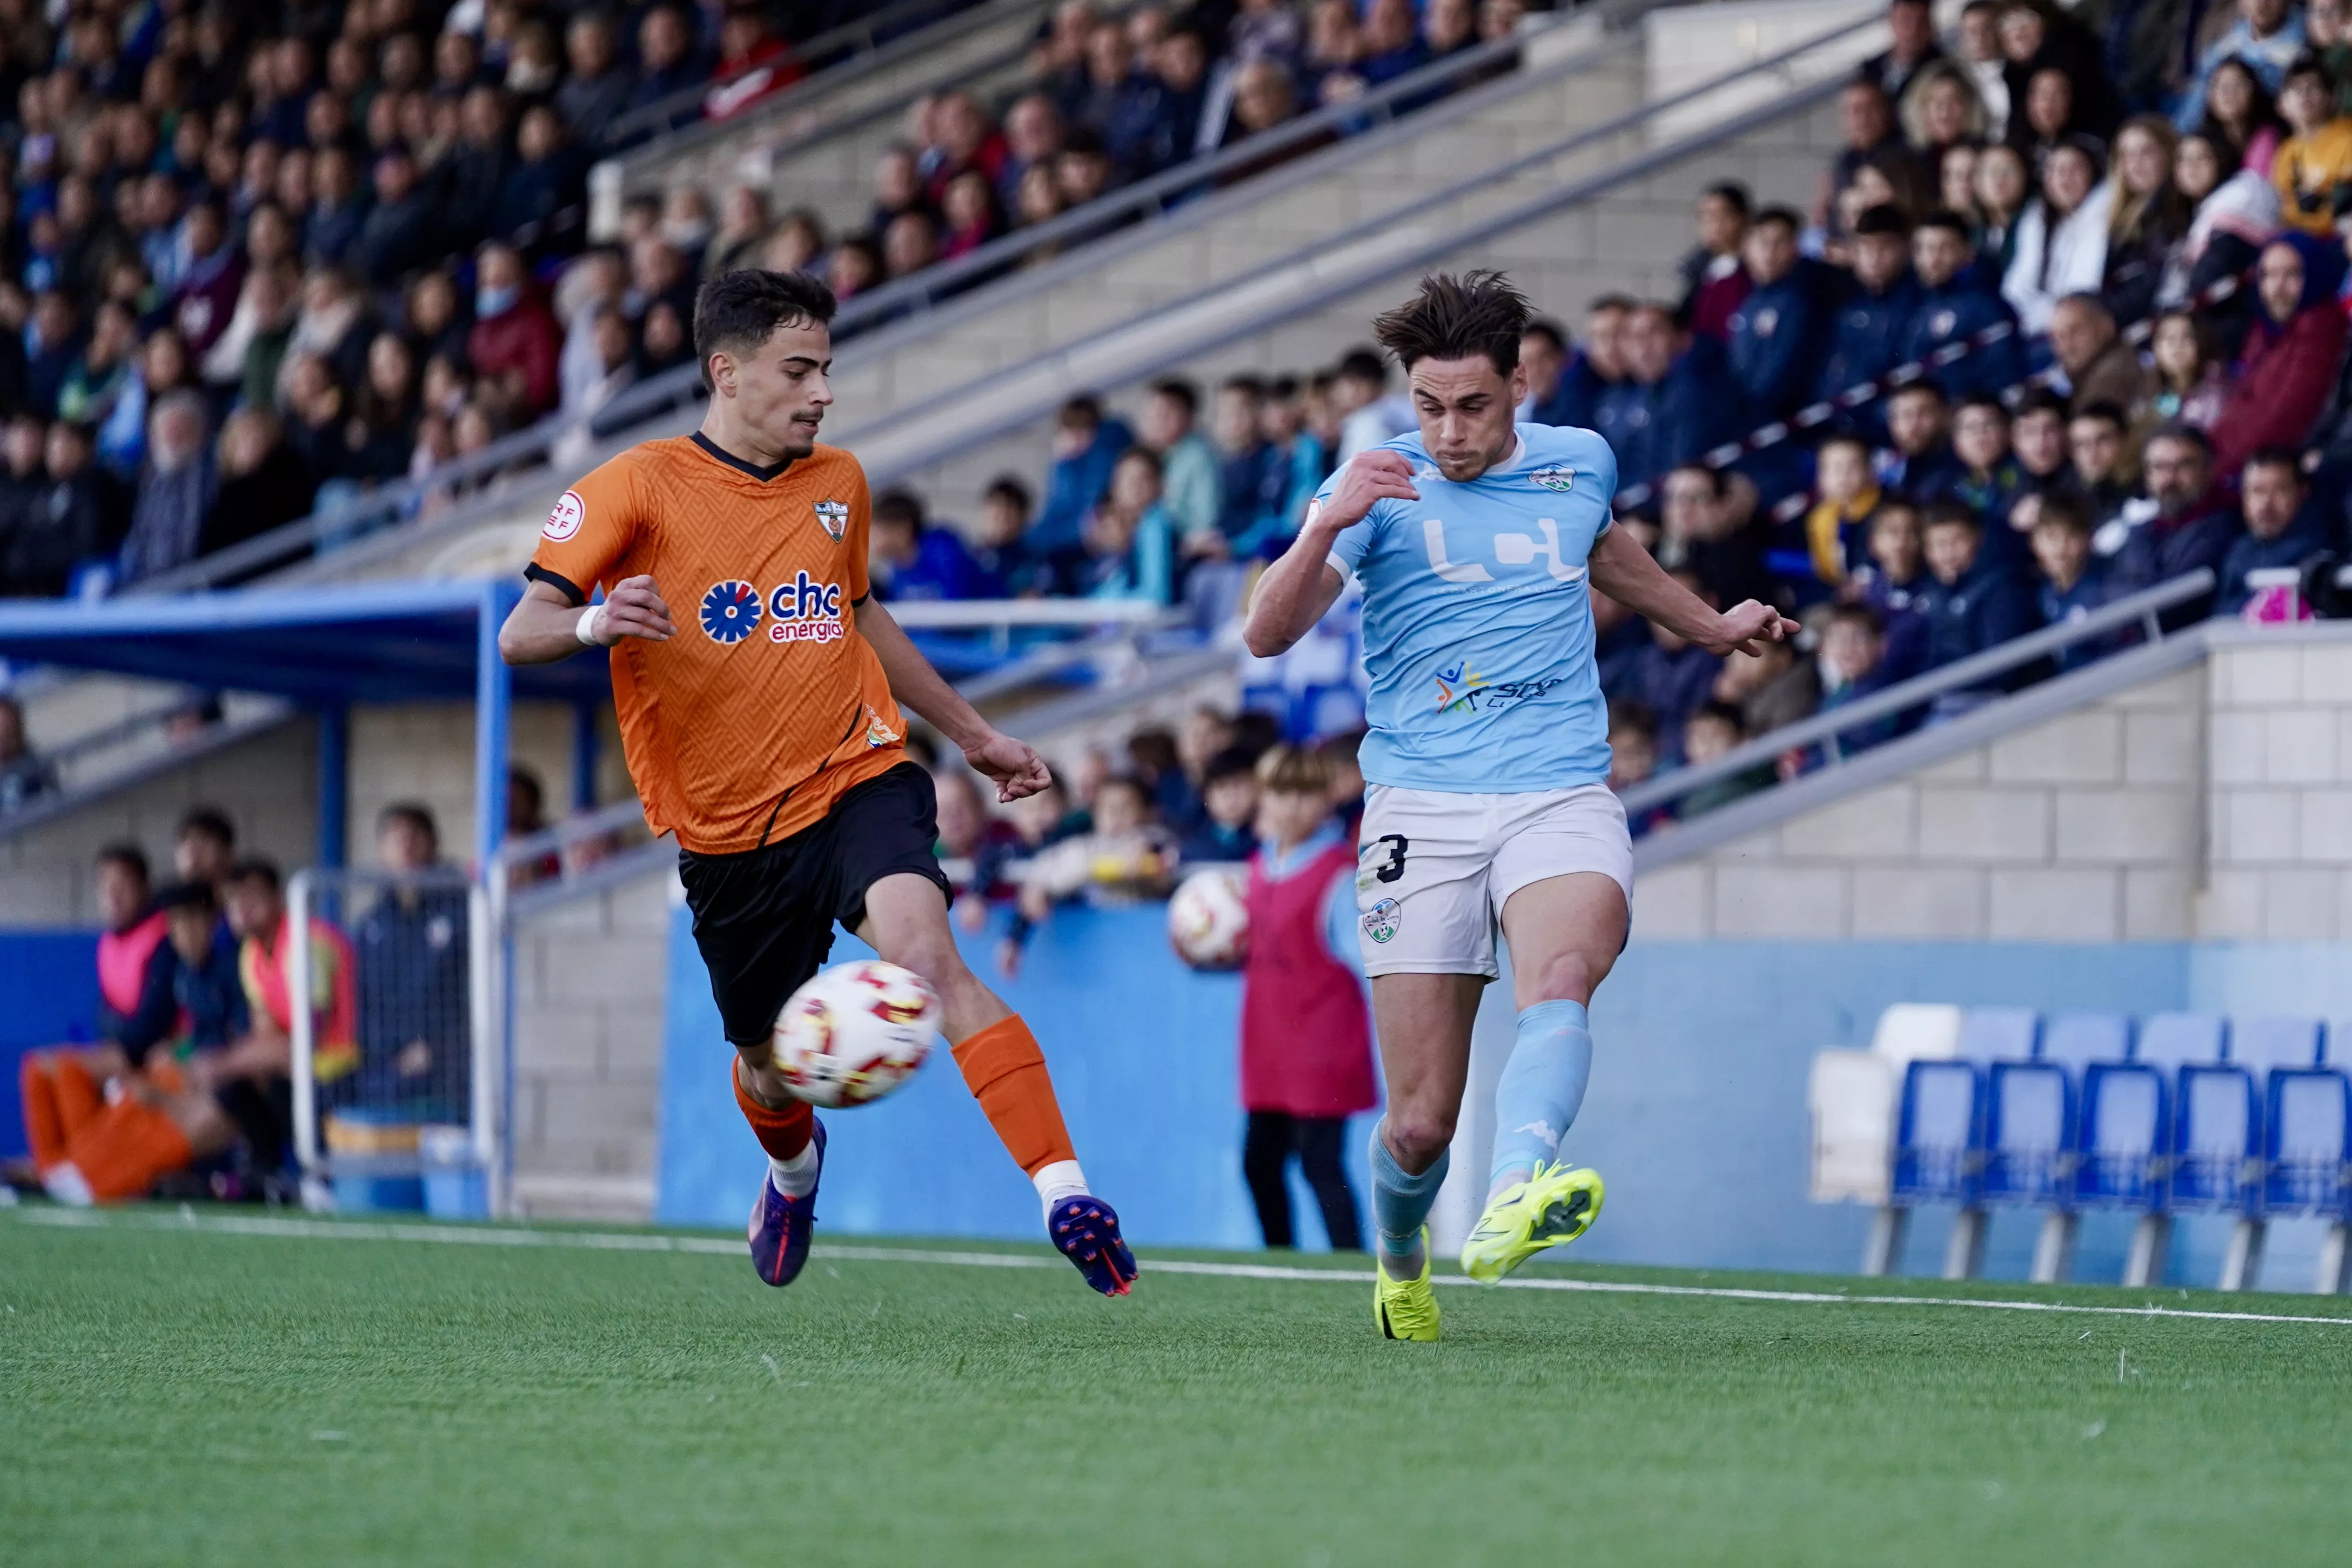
<box><xmin>1366</xmin><ymin>834</ymin><xmax>1408</xmax><ymax>884</ymax></box>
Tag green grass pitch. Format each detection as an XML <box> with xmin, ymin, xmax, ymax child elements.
<box><xmin>4</xmin><ymin>1209</ymin><xmax>2351</xmax><ymax>1567</ymax></box>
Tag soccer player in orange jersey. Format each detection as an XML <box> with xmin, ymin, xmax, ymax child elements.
<box><xmin>498</xmin><ymin>271</ymin><xmax>1134</xmax><ymax>1295</ymax></box>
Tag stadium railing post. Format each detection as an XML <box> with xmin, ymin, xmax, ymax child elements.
<box><xmin>2317</xmin><ymin>1223</ymin><xmax>2352</xmax><ymax>1296</ymax></box>
<box><xmin>1941</xmin><ymin>1207</ymin><xmax>1986</xmax><ymax>1281</ymax></box>
<box><xmin>288</xmin><ymin>872</ymin><xmax>321</xmax><ymax>1208</ymax></box>
<box><xmin>2122</xmin><ymin>1214</ymin><xmax>2172</xmax><ymax>1289</ymax></box>
<box><xmin>1861</xmin><ymin>1205</ymin><xmax>1907</xmax><ymax>1277</ymax></box>
<box><xmin>2218</xmin><ymin>1217</ymin><xmax>2266</xmax><ymax>1292</ymax></box>
<box><xmin>2028</xmin><ymin>1210</ymin><xmax>2077</xmax><ymax>1285</ymax></box>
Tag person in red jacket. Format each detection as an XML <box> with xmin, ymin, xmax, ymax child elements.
<box><xmin>2211</xmin><ymin>233</ymin><xmax>2350</xmax><ymax>475</ymax></box>
<box><xmin>1239</xmin><ymin>744</ymin><xmax>1376</xmax><ymax>1251</ymax></box>
<box><xmin>466</xmin><ymin>242</ymin><xmax>563</xmax><ymax>420</ymax></box>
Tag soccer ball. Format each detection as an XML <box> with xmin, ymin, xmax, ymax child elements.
<box><xmin>770</xmin><ymin>960</ymin><xmax>943</xmax><ymax>1108</ymax></box>
<box><xmin>1168</xmin><ymin>868</ymin><xmax>1249</xmax><ymax>969</ymax></box>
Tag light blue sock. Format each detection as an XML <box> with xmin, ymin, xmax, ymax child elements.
<box><xmin>1369</xmin><ymin>1123</ymin><xmax>1449</xmax><ymax>1277</ymax></box>
<box><xmin>1488</xmin><ymin>999</ymin><xmax>1593</xmax><ymax>1194</ymax></box>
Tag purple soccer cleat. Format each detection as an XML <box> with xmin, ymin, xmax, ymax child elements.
<box><xmin>1048</xmin><ymin>1194</ymin><xmax>1137</xmax><ymax>1296</ymax></box>
<box><xmin>746</xmin><ymin>1118</ymin><xmax>826</xmax><ymax>1288</ymax></box>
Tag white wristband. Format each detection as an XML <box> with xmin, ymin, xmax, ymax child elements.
<box><xmin>575</xmin><ymin>603</ymin><xmax>604</xmax><ymax>645</ymax></box>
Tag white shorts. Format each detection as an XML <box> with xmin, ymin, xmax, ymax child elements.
<box><xmin>1354</xmin><ymin>782</ymin><xmax>1634</xmax><ymax>979</ymax></box>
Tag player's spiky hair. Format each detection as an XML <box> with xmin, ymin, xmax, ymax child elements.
<box><xmin>693</xmin><ymin>269</ymin><xmax>838</xmax><ymax>391</ymax></box>
<box><xmin>1371</xmin><ymin>270</ymin><xmax>1532</xmax><ymax>375</ymax></box>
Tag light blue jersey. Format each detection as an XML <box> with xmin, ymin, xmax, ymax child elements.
<box><xmin>1322</xmin><ymin>423</ymin><xmax>1616</xmax><ymax>793</ymax></box>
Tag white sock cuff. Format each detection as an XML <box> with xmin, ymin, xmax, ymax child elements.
<box><xmin>768</xmin><ymin>1141</ymin><xmax>820</xmax><ymax>1199</ymax></box>
<box><xmin>1031</xmin><ymin>1159</ymin><xmax>1089</xmax><ymax>1219</ymax></box>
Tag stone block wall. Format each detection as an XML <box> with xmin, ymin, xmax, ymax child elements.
<box><xmin>2197</xmin><ymin>629</ymin><xmax>2352</xmax><ymax>940</ymax></box>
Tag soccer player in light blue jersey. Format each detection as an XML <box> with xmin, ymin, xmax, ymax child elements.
<box><xmin>1244</xmin><ymin>272</ymin><xmax>1797</xmax><ymax>1340</ymax></box>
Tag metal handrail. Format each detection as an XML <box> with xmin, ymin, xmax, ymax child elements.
<box><xmin>118</xmin><ymin>4</ymin><xmax>1646</xmax><ymax>600</ymax></box>
<box><xmin>1616</xmin><ymin>569</ymin><xmax>2219</xmax><ymax>819</ymax></box>
<box><xmin>598</xmin><ymin>0</ymin><xmax>983</xmax><ymax>148</ymax></box>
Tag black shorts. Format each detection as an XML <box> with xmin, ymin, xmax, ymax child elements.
<box><xmin>677</xmin><ymin>761</ymin><xmax>951</xmax><ymax>1048</ymax></box>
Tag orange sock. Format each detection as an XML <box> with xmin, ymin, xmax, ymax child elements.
<box><xmin>22</xmin><ymin>1056</ymin><xmax>64</xmax><ymax>1174</ymax></box>
<box><xmin>62</xmin><ymin>1100</ymin><xmax>193</xmax><ymax>1202</ymax></box>
<box><xmin>951</xmin><ymin>1015</ymin><xmax>1076</xmax><ymax>1176</ymax></box>
<box><xmin>733</xmin><ymin>1060</ymin><xmax>814</xmax><ymax>1160</ymax></box>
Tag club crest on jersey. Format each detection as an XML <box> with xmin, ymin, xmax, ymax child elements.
<box><xmin>1362</xmin><ymin>898</ymin><xmax>1401</xmax><ymax>945</ymax></box>
<box><xmin>1530</xmin><ymin>464</ymin><xmax>1574</xmax><ymax>493</ymax></box>
<box><xmin>814</xmin><ymin>499</ymin><xmax>849</xmax><ymax>541</ymax></box>
<box><xmin>700</xmin><ymin>580</ymin><xmax>763</xmax><ymax>644</ymax></box>
<box><xmin>542</xmin><ymin>490</ymin><xmax>585</xmax><ymax>541</ymax></box>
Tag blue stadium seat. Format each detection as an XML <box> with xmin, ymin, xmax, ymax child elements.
<box><xmin>2255</xmin><ymin>1020</ymin><xmax>2344</xmax><ymax>1218</ymax></box>
<box><xmin>2139</xmin><ymin>1014</ymin><xmax>2239</xmax><ymax>1212</ymax></box>
<box><xmin>1984</xmin><ymin>1011</ymin><xmax>2129</xmax><ymax>1208</ymax></box>
<box><xmin>1891</xmin><ymin>1008</ymin><xmax>2039</xmax><ymax>1208</ymax></box>
<box><xmin>2071</xmin><ymin>1012</ymin><xmax>2217</xmax><ymax>1211</ymax></box>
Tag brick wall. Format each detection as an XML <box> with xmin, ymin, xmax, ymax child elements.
<box><xmin>2197</xmin><ymin>629</ymin><xmax>2352</xmax><ymax>939</ymax></box>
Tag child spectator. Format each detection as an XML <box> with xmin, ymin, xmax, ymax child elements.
<box><xmin>1677</xmin><ymin>182</ymin><xmax>1754</xmax><ymax>344</ymax></box>
<box><xmin>2270</xmin><ymin>54</ymin><xmax>2352</xmax><ymax>237</ymax></box>
<box><xmin>1070</xmin><ymin>446</ymin><xmax>1175</xmax><ymax>603</ymax></box>
<box><xmin>1921</xmin><ymin>502</ymin><xmax>2037</xmax><ymax>675</ymax></box>
<box><xmin>1904</xmin><ymin>207</ymin><xmax>2025</xmax><ymax>393</ymax></box>
<box><xmin>2027</xmin><ymin>495</ymin><xmax>2112</xmax><ymax>669</ymax></box>
<box><xmin>1713</xmin><ymin>635</ymin><xmax>1821</xmax><ymax>738</ymax></box>
<box><xmin>1238</xmin><ymin>743</ymin><xmax>1371</xmax><ymax>1252</ymax></box>
<box><xmin>1035</xmin><ymin>393</ymin><xmax>1133</xmax><ymax>555</ymax></box>
<box><xmin>971</xmin><ymin>474</ymin><xmax>1052</xmax><ymax>597</ymax></box>
<box><xmin>868</xmin><ymin>487</ymin><xmax>993</xmax><ymax>601</ymax></box>
<box><xmin>1815</xmin><ymin>601</ymin><xmax>1900</xmax><ymax>756</ymax></box>
<box><xmin>1805</xmin><ymin>434</ymin><xmax>1881</xmax><ymax>586</ymax></box>
<box><xmin>2133</xmin><ymin>312</ymin><xmax>2228</xmax><ymax>435</ymax></box>
<box><xmin>1138</xmin><ymin>377</ymin><xmax>1221</xmax><ymax>542</ymax></box>
<box><xmin>2216</xmin><ymin>446</ymin><xmax>2328</xmax><ymax>615</ymax></box>
<box><xmin>1317</xmin><ymin>729</ymin><xmax>1366</xmax><ymax>834</ymax></box>
<box><xmin>1928</xmin><ymin>394</ymin><xmax>2025</xmax><ymax>552</ymax></box>
<box><xmin>1674</xmin><ymin>701</ymin><xmax>1774</xmax><ymax>819</ymax></box>
<box><xmin>1605</xmin><ymin>701</ymin><xmax>1668</xmax><ymax>833</ymax></box>
<box><xmin>1609</xmin><ymin>570</ymin><xmax>1724</xmax><ymax>759</ymax></box>
<box><xmin>1846</xmin><ymin>500</ymin><xmax>1933</xmax><ymax>680</ymax></box>
<box><xmin>1182</xmin><ymin>746</ymin><xmax>1262</xmax><ymax>863</ymax></box>
<box><xmin>2062</xmin><ymin>403</ymin><xmax>2134</xmax><ymax>533</ymax></box>
<box><xmin>1002</xmin><ymin>774</ymin><xmax>1175</xmax><ymax>977</ymax></box>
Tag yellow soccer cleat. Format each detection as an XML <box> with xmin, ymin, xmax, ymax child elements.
<box><xmin>1373</xmin><ymin>1228</ymin><xmax>1442</xmax><ymax>1342</ymax></box>
<box><xmin>1459</xmin><ymin>1163</ymin><xmax>1605</xmax><ymax>1284</ymax></box>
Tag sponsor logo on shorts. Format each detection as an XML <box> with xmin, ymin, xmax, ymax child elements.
<box><xmin>814</xmin><ymin>499</ymin><xmax>849</xmax><ymax>541</ymax></box>
<box><xmin>1361</xmin><ymin>897</ymin><xmax>1401</xmax><ymax>946</ymax></box>
<box><xmin>1529</xmin><ymin>464</ymin><xmax>1575</xmax><ymax>493</ymax></box>
<box><xmin>542</xmin><ymin>490</ymin><xmax>586</xmax><ymax>541</ymax></box>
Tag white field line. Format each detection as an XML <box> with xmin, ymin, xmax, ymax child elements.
<box><xmin>11</xmin><ymin>1207</ymin><xmax>2352</xmax><ymax>1328</ymax></box>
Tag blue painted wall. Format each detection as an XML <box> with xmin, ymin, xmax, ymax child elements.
<box><xmin>0</xmin><ymin>931</ymin><xmax>102</xmax><ymax>1160</ymax></box>
<box><xmin>650</xmin><ymin>919</ymin><xmax>2352</xmax><ymax>1288</ymax></box>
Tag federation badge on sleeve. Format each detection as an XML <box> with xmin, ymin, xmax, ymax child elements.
<box><xmin>542</xmin><ymin>490</ymin><xmax>585</xmax><ymax>541</ymax></box>
<box><xmin>1530</xmin><ymin>465</ymin><xmax>1574</xmax><ymax>493</ymax></box>
<box><xmin>814</xmin><ymin>500</ymin><xmax>849</xmax><ymax>541</ymax></box>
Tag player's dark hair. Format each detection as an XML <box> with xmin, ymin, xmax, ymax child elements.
<box><xmin>1917</xmin><ymin>206</ymin><xmax>1974</xmax><ymax>239</ymax></box>
<box><xmin>1701</xmin><ymin>181</ymin><xmax>1751</xmax><ymax>216</ymax></box>
<box><xmin>95</xmin><ymin>842</ymin><xmax>150</xmax><ymax>884</ymax></box>
<box><xmin>983</xmin><ymin>473</ymin><xmax>1033</xmax><ymax>513</ymax></box>
<box><xmin>2033</xmin><ymin>494</ymin><xmax>2090</xmax><ymax>532</ymax></box>
<box><xmin>1148</xmin><ymin>377</ymin><xmax>1198</xmax><ymax>417</ymax></box>
<box><xmin>1372</xmin><ymin>269</ymin><xmax>1532</xmax><ymax>374</ymax></box>
<box><xmin>692</xmin><ymin>269</ymin><xmax>837</xmax><ymax>393</ymax></box>
<box><xmin>2244</xmin><ymin>444</ymin><xmax>2307</xmax><ymax>481</ymax></box>
<box><xmin>1854</xmin><ymin>203</ymin><xmax>1912</xmax><ymax>238</ymax></box>
<box><xmin>873</xmin><ymin>487</ymin><xmax>927</xmax><ymax>530</ymax></box>
<box><xmin>1824</xmin><ymin>601</ymin><xmax>1884</xmax><ymax>636</ymax></box>
<box><xmin>178</xmin><ymin>806</ymin><xmax>236</xmax><ymax>849</ymax></box>
<box><xmin>377</xmin><ymin>801</ymin><xmax>439</xmax><ymax>845</ymax></box>
<box><xmin>228</xmin><ymin>856</ymin><xmax>283</xmax><ymax>894</ymax></box>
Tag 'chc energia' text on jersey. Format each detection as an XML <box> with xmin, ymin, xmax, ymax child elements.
<box><xmin>1322</xmin><ymin>424</ymin><xmax>1616</xmax><ymax>793</ymax></box>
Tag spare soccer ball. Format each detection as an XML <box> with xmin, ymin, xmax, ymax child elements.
<box><xmin>770</xmin><ymin>960</ymin><xmax>943</xmax><ymax>1108</ymax></box>
<box><xmin>1168</xmin><ymin>868</ymin><xmax>1249</xmax><ymax>970</ymax></box>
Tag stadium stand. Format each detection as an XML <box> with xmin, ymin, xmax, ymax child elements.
<box><xmin>1819</xmin><ymin>1004</ymin><xmax>2352</xmax><ymax>1293</ymax></box>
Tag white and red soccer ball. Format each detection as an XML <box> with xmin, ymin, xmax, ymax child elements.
<box><xmin>1168</xmin><ymin>868</ymin><xmax>1249</xmax><ymax>970</ymax></box>
<box><xmin>770</xmin><ymin>960</ymin><xmax>943</xmax><ymax>1108</ymax></box>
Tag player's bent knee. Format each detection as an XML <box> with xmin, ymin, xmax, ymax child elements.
<box><xmin>1384</xmin><ymin>1111</ymin><xmax>1457</xmax><ymax>1172</ymax></box>
<box><xmin>1523</xmin><ymin>950</ymin><xmax>1600</xmax><ymax>1007</ymax></box>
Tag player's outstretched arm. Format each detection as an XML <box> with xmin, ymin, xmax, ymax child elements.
<box><xmin>1244</xmin><ymin>451</ymin><xmax>1419</xmax><ymax>657</ymax></box>
<box><xmin>497</xmin><ymin>576</ymin><xmax>674</xmax><ymax>665</ymax></box>
<box><xmin>1587</xmin><ymin>524</ymin><xmax>1800</xmax><ymax>657</ymax></box>
<box><xmin>854</xmin><ymin>597</ymin><xmax>1051</xmax><ymax>803</ymax></box>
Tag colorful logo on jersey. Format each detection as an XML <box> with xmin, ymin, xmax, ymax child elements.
<box><xmin>542</xmin><ymin>490</ymin><xmax>585</xmax><ymax>541</ymax></box>
<box><xmin>700</xmin><ymin>580</ymin><xmax>763</xmax><ymax>643</ymax></box>
<box><xmin>1434</xmin><ymin>659</ymin><xmax>1490</xmax><ymax>715</ymax></box>
<box><xmin>1362</xmin><ymin>898</ymin><xmax>1401</xmax><ymax>946</ymax></box>
<box><xmin>814</xmin><ymin>499</ymin><xmax>849</xmax><ymax>541</ymax></box>
<box><xmin>862</xmin><ymin>703</ymin><xmax>900</xmax><ymax>748</ymax></box>
<box><xmin>765</xmin><ymin>571</ymin><xmax>848</xmax><ymax>644</ymax></box>
<box><xmin>1530</xmin><ymin>465</ymin><xmax>1575</xmax><ymax>493</ymax></box>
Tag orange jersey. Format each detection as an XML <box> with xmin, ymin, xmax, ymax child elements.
<box><xmin>526</xmin><ymin>433</ymin><xmax>908</xmax><ymax>854</ymax></box>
